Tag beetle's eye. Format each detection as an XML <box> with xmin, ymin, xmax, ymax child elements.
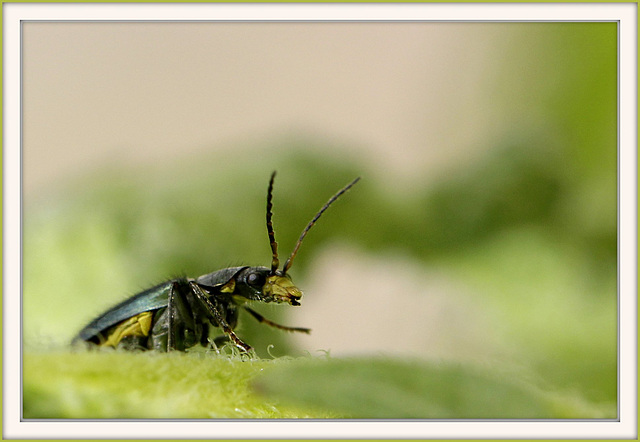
<box><xmin>247</xmin><ymin>272</ymin><xmax>265</xmax><ymax>288</ymax></box>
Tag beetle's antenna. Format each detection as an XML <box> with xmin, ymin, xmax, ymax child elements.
<box><xmin>282</xmin><ymin>176</ymin><xmax>360</xmax><ymax>274</ymax></box>
<box><xmin>266</xmin><ymin>171</ymin><xmax>279</xmax><ymax>275</ymax></box>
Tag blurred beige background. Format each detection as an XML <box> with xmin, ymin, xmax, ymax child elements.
<box><xmin>22</xmin><ymin>22</ymin><xmax>538</xmax><ymax>361</ymax></box>
<box><xmin>23</xmin><ymin>22</ymin><xmax>506</xmax><ymax>202</ymax></box>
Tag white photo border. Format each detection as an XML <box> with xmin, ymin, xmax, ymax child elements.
<box><xmin>4</xmin><ymin>2</ymin><xmax>637</xmax><ymax>439</ymax></box>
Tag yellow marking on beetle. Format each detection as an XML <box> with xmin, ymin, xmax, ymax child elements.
<box><xmin>102</xmin><ymin>311</ymin><xmax>153</xmax><ymax>347</ymax></box>
<box><xmin>219</xmin><ymin>279</ymin><xmax>236</xmax><ymax>293</ymax></box>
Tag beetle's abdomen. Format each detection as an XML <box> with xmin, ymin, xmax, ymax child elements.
<box><xmin>98</xmin><ymin>311</ymin><xmax>154</xmax><ymax>348</ymax></box>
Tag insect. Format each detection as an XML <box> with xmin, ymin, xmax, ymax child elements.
<box><xmin>73</xmin><ymin>172</ymin><xmax>360</xmax><ymax>353</ymax></box>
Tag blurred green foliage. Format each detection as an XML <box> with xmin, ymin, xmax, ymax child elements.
<box><xmin>23</xmin><ymin>23</ymin><xmax>616</xmax><ymax>418</ymax></box>
<box><xmin>255</xmin><ymin>357</ymin><xmax>614</xmax><ymax>419</ymax></box>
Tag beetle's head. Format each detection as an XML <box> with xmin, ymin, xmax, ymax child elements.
<box><xmin>200</xmin><ymin>173</ymin><xmax>358</xmax><ymax>308</ymax></box>
<box><xmin>234</xmin><ymin>266</ymin><xmax>302</xmax><ymax>305</ymax></box>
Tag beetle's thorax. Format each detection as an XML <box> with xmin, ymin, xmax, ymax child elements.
<box><xmin>195</xmin><ymin>266</ymin><xmax>249</xmax><ymax>288</ymax></box>
<box><xmin>195</xmin><ymin>266</ymin><xmax>302</xmax><ymax>306</ymax></box>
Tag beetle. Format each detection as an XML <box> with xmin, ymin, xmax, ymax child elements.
<box><xmin>72</xmin><ymin>172</ymin><xmax>360</xmax><ymax>353</ymax></box>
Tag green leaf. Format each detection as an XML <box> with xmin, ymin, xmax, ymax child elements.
<box><xmin>254</xmin><ymin>357</ymin><xmax>615</xmax><ymax>419</ymax></box>
<box><xmin>23</xmin><ymin>350</ymin><xmax>333</xmax><ymax>419</ymax></box>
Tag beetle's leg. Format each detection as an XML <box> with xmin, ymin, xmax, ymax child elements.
<box><xmin>150</xmin><ymin>280</ymin><xmax>195</xmax><ymax>351</ymax></box>
<box><xmin>199</xmin><ymin>322</ymin><xmax>210</xmax><ymax>347</ymax></box>
<box><xmin>189</xmin><ymin>282</ymin><xmax>253</xmax><ymax>352</ymax></box>
<box><xmin>166</xmin><ymin>280</ymin><xmax>192</xmax><ymax>351</ymax></box>
<box><xmin>244</xmin><ymin>306</ymin><xmax>311</xmax><ymax>334</ymax></box>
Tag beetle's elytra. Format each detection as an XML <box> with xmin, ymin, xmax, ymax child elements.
<box><xmin>73</xmin><ymin>172</ymin><xmax>360</xmax><ymax>353</ymax></box>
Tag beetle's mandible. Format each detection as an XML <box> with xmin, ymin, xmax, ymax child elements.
<box><xmin>72</xmin><ymin>172</ymin><xmax>360</xmax><ymax>353</ymax></box>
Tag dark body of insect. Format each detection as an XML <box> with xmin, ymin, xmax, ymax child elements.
<box><xmin>73</xmin><ymin>172</ymin><xmax>359</xmax><ymax>352</ymax></box>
